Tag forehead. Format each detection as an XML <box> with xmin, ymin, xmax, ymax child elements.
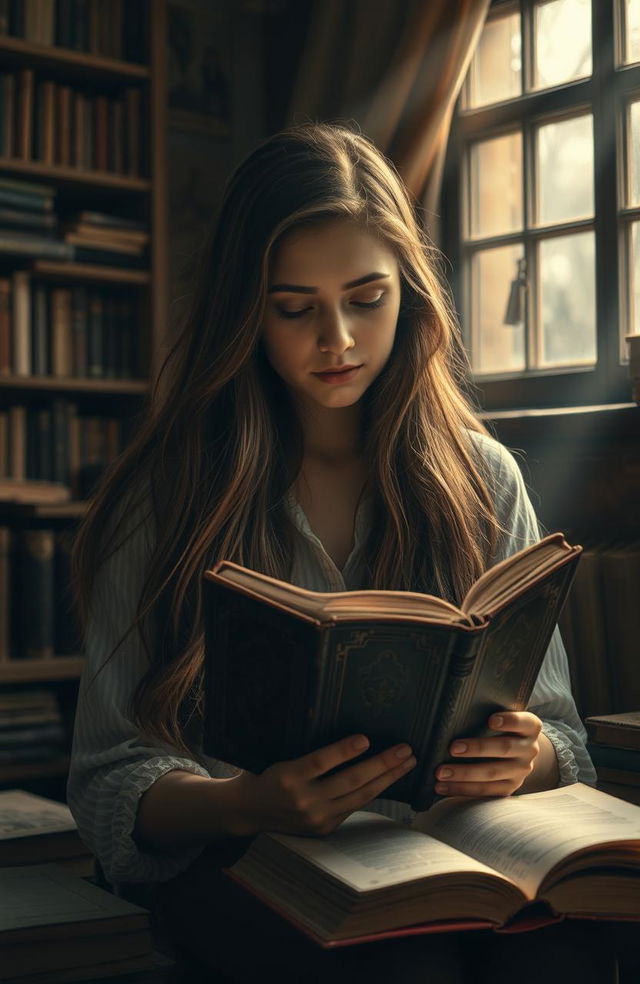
<box><xmin>270</xmin><ymin>219</ymin><xmax>398</xmax><ymax>280</ymax></box>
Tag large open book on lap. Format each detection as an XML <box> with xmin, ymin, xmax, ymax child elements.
<box><xmin>203</xmin><ymin>533</ymin><xmax>581</xmax><ymax>810</ymax></box>
<box><xmin>225</xmin><ymin>783</ymin><xmax>640</xmax><ymax>948</ymax></box>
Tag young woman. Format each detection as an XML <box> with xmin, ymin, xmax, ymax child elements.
<box><xmin>68</xmin><ymin>122</ymin><xmax>607</xmax><ymax>981</ymax></box>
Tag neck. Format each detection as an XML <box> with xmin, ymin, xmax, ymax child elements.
<box><xmin>295</xmin><ymin>400</ymin><xmax>364</xmax><ymax>464</ymax></box>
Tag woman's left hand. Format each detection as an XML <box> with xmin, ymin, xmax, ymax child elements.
<box><xmin>434</xmin><ymin>711</ymin><xmax>542</xmax><ymax>797</ymax></box>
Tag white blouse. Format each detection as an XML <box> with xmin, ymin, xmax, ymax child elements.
<box><xmin>67</xmin><ymin>432</ymin><xmax>596</xmax><ymax>884</ymax></box>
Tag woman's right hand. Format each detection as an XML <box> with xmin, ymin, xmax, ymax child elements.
<box><xmin>229</xmin><ymin>735</ymin><xmax>416</xmax><ymax>838</ymax></box>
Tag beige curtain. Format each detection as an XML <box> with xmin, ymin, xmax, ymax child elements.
<box><xmin>285</xmin><ymin>0</ymin><xmax>490</xmax><ymax>242</ymax></box>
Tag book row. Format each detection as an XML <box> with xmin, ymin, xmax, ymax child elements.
<box><xmin>0</xmin><ymin>400</ymin><xmax>135</xmax><ymax>495</ymax></box>
<box><xmin>0</xmin><ymin>0</ymin><xmax>146</xmax><ymax>63</ymax></box>
<box><xmin>0</xmin><ymin>525</ymin><xmax>81</xmax><ymax>660</ymax></box>
<box><xmin>559</xmin><ymin>538</ymin><xmax>640</xmax><ymax>719</ymax></box>
<box><xmin>0</xmin><ymin>274</ymin><xmax>139</xmax><ymax>378</ymax></box>
<box><xmin>0</xmin><ymin>69</ymin><xmax>144</xmax><ymax>175</ymax></box>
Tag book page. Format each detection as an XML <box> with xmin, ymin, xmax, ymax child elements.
<box><xmin>0</xmin><ymin>790</ymin><xmax>76</xmax><ymax>839</ymax></box>
<box><xmin>207</xmin><ymin>564</ymin><xmax>468</xmax><ymax>623</ymax></box>
<box><xmin>461</xmin><ymin>535</ymin><xmax>576</xmax><ymax>615</ymax></box>
<box><xmin>265</xmin><ymin>811</ymin><xmax>515</xmax><ymax>892</ymax></box>
<box><xmin>414</xmin><ymin>783</ymin><xmax>640</xmax><ymax>899</ymax></box>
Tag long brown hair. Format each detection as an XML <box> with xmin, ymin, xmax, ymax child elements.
<box><xmin>72</xmin><ymin>121</ymin><xmax>500</xmax><ymax>751</ymax></box>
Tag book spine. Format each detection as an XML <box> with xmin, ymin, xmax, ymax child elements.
<box><xmin>0</xmin><ymin>526</ymin><xmax>10</xmax><ymax>661</ymax></box>
<box><xmin>411</xmin><ymin>631</ymin><xmax>484</xmax><ymax>811</ymax></box>
<box><xmin>18</xmin><ymin>528</ymin><xmax>55</xmax><ymax>659</ymax></box>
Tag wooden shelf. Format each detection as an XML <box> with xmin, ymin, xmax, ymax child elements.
<box><xmin>0</xmin><ymin>157</ymin><xmax>150</xmax><ymax>193</ymax></box>
<box><xmin>0</xmin><ymin>35</ymin><xmax>150</xmax><ymax>81</ymax></box>
<box><xmin>0</xmin><ymin>754</ymin><xmax>70</xmax><ymax>783</ymax></box>
<box><xmin>0</xmin><ymin>374</ymin><xmax>149</xmax><ymax>394</ymax></box>
<box><xmin>0</xmin><ymin>500</ymin><xmax>88</xmax><ymax>518</ymax></box>
<box><xmin>0</xmin><ymin>657</ymin><xmax>84</xmax><ymax>683</ymax></box>
<box><xmin>30</xmin><ymin>260</ymin><xmax>151</xmax><ymax>285</ymax></box>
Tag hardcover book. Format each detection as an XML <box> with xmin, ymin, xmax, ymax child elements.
<box><xmin>203</xmin><ymin>532</ymin><xmax>581</xmax><ymax>811</ymax></box>
<box><xmin>225</xmin><ymin>783</ymin><xmax>640</xmax><ymax>948</ymax></box>
<box><xmin>586</xmin><ymin>711</ymin><xmax>640</xmax><ymax>750</ymax></box>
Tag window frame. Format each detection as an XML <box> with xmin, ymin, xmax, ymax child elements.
<box><xmin>441</xmin><ymin>0</ymin><xmax>638</xmax><ymax>411</ymax></box>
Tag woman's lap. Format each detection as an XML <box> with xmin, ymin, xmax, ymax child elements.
<box><xmin>151</xmin><ymin>839</ymin><xmax>620</xmax><ymax>984</ymax></box>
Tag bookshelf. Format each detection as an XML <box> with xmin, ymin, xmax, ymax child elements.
<box><xmin>0</xmin><ymin>0</ymin><xmax>168</xmax><ymax>790</ymax></box>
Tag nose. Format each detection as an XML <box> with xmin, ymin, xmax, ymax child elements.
<box><xmin>317</xmin><ymin>308</ymin><xmax>355</xmax><ymax>354</ymax></box>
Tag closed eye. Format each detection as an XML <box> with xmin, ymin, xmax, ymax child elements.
<box><xmin>276</xmin><ymin>295</ymin><xmax>387</xmax><ymax>320</ymax></box>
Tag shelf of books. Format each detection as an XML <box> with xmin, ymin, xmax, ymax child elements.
<box><xmin>0</xmin><ymin>0</ymin><xmax>167</xmax><ymax>789</ymax></box>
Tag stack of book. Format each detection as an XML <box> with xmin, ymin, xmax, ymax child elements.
<box><xmin>0</xmin><ymin>788</ymin><xmax>94</xmax><ymax>875</ymax></box>
<box><xmin>1</xmin><ymin>864</ymin><xmax>155</xmax><ymax>982</ymax></box>
<box><xmin>0</xmin><ymin>691</ymin><xmax>67</xmax><ymax>764</ymax></box>
<box><xmin>0</xmin><ymin>177</ymin><xmax>148</xmax><ymax>268</ymax></box>
<box><xmin>586</xmin><ymin>711</ymin><xmax>640</xmax><ymax>806</ymax></box>
<box><xmin>61</xmin><ymin>210</ymin><xmax>149</xmax><ymax>264</ymax></box>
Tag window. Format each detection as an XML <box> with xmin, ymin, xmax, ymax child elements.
<box><xmin>441</xmin><ymin>0</ymin><xmax>640</xmax><ymax>410</ymax></box>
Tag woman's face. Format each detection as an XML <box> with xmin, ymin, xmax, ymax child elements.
<box><xmin>261</xmin><ymin>219</ymin><xmax>401</xmax><ymax>412</ymax></box>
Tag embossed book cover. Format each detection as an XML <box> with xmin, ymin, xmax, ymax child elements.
<box><xmin>202</xmin><ymin>533</ymin><xmax>581</xmax><ymax>810</ymax></box>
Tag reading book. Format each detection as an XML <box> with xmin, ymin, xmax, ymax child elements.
<box><xmin>225</xmin><ymin>783</ymin><xmax>640</xmax><ymax>948</ymax></box>
<box><xmin>203</xmin><ymin>532</ymin><xmax>581</xmax><ymax>810</ymax></box>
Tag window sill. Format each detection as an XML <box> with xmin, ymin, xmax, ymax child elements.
<box><xmin>479</xmin><ymin>402</ymin><xmax>640</xmax><ymax>440</ymax></box>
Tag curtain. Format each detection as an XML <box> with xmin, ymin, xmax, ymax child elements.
<box><xmin>284</xmin><ymin>0</ymin><xmax>490</xmax><ymax>243</ymax></box>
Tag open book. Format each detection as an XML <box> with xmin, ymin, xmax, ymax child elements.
<box><xmin>226</xmin><ymin>783</ymin><xmax>640</xmax><ymax>948</ymax></box>
<box><xmin>203</xmin><ymin>533</ymin><xmax>581</xmax><ymax>810</ymax></box>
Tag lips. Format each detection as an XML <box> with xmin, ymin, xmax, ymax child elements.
<box><xmin>314</xmin><ymin>365</ymin><xmax>362</xmax><ymax>375</ymax></box>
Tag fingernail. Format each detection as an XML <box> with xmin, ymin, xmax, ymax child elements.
<box><xmin>439</xmin><ymin>768</ymin><xmax>453</xmax><ymax>779</ymax></box>
<box><xmin>353</xmin><ymin>736</ymin><xmax>369</xmax><ymax>750</ymax></box>
<box><xmin>395</xmin><ymin>744</ymin><xmax>412</xmax><ymax>759</ymax></box>
<box><xmin>402</xmin><ymin>756</ymin><xmax>417</xmax><ymax>770</ymax></box>
<box><xmin>451</xmin><ymin>742</ymin><xmax>467</xmax><ymax>754</ymax></box>
<box><xmin>492</xmin><ymin>715</ymin><xmax>504</xmax><ymax>728</ymax></box>
<box><xmin>435</xmin><ymin>784</ymin><xmax>449</xmax><ymax>794</ymax></box>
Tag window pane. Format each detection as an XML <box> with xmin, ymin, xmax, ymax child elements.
<box><xmin>533</xmin><ymin>0</ymin><xmax>592</xmax><ymax>90</ymax></box>
<box><xmin>470</xmin><ymin>246</ymin><xmax>526</xmax><ymax>374</ymax></box>
<box><xmin>536</xmin><ymin>114</ymin><xmax>594</xmax><ymax>224</ymax></box>
<box><xmin>628</xmin><ymin>100</ymin><xmax>640</xmax><ymax>206</ymax></box>
<box><xmin>469</xmin><ymin>133</ymin><xmax>523</xmax><ymax>238</ymax></box>
<box><xmin>539</xmin><ymin>233</ymin><xmax>596</xmax><ymax>366</ymax></box>
<box><xmin>622</xmin><ymin>0</ymin><xmax>640</xmax><ymax>65</ymax></box>
<box><xmin>465</xmin><ymin>12</ymin><xmax>521</xmax><ymax>109</ymax></box>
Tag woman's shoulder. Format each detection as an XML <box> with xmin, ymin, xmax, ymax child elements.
<box><xmin>463</xmin><ymin>428</ymin><xmax>541</xmax><ymax>556</ymax></box>
<box><xmin>463</xmin><ymin>428</ymin><xmax>527</xmax><ymax>497</ymax></box>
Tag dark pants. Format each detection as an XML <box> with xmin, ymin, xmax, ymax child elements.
<box><xmin>151</xmin><ymin>838</ymin><xmax>623</xmax><ymax>984</ymax></box>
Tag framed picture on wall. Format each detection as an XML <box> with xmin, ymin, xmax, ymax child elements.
<box><xmin>167</xmin><ymin>0</ymin><xmax>233</xmax><ymax>136</ymax></box>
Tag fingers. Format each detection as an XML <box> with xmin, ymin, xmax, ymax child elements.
<box><xmin>320</xmin><ymin>743</ymin><xmax>417</xmax><ymax>801</ymax></box>
<box><xmin>488</xmin><ymin>711</ymin><xmax>542</xmax><ymax>737</ymax></box>
<box><xmin>290</xmin><ymin>734</ymin><xmax>373</xmax><ymax>781</ymax></box>
<box><xmin>330</xmin><ymin>753</ymin><xmax>417</xmax><ymax>815</ymax></box>
<box><xmin>435</xmin><ymin>712</ymin><xmax>542</xmax><ymax>798</ymax></box>
<box><xmin>290</xmin><ymin>735</ymin><xmax>415</xmax><ymax>786</ymax></box>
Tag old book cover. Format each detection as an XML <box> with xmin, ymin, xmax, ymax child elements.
<box><xmin>203</xmin><ymin>533</ymin><xmax>581</xmax><ymax>810</ymax></box>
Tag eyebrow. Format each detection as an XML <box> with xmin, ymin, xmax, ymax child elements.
<box><xmin>267</xmin><ymin>272</ymin><xmax>391</xmax><ymax>294</ymax></box>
